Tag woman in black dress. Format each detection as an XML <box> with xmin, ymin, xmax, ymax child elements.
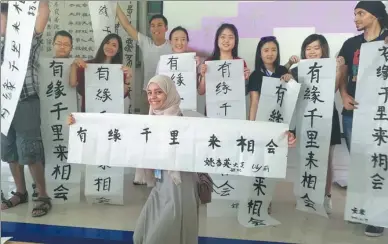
<box><xmin>290</xmin><ymin>34</ymin><xmax>343</xmax><ymax>215</ymax></box>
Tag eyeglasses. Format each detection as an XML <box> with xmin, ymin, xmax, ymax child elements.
<box><xmin>260</xmin><ymin>36</ymin><xmax>276</xmax><ymax>41</ymax></box>
<box><xmin>54</xmin><ymin>42</ymin><xmax>71</xmax><ymax>48</ymax></box>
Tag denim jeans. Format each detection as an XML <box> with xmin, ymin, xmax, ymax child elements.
<box><xmin>342</xmin><ymin>115</ymin><xmax>353</xmax><ymax>152</ymax></box>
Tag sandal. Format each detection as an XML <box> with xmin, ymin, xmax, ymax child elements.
<box><xmin>32</xmin><ymin>197</ymin><xmax>52</xmax><ymax>217</ymax></box>
<box><xmin>1</xmin><ymin>191</ymin><xmax>29</xmax><ymax>210</ymax></box>
<box><xmin>32</xmin><ymin>184</ymin><xmax>38</xmax><ymax>201</ymax></box>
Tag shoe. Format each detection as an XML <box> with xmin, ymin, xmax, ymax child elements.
<box><xmin>32</xmin><ymin>183</ymin><xmax>38</xmax><ymax>201</ymax></box>
<box><xmin>323</xmin><ymin>195</ymin><xmax>332</xmax><ymax>214</ymax></box>
<box><xmin>365</xmin><ymin>225</ymin><xmax>384</xmax><ymax>237</ymax></box>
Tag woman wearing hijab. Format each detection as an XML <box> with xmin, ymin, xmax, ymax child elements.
<box><xmin>132</xmin><ymin>75</ymin><xmax>199</xmax><ymax>244</ymax></box>
<box><xmin>68</xmin><ymin>75</ymin><xmax>200</xmax><ymax>243</ymax></box>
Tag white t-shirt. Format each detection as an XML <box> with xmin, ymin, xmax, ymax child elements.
<box><xmin>138</xmin><ymin>32</ymin><xmax>172</xmax><ymax>90</ymax></box>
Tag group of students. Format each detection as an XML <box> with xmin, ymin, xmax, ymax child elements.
<box><xmin>0</xmin><ymin>0</ymin><xmax>387</xmax><ymax>243</ymax></box>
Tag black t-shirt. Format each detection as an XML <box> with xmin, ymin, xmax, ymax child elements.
<box><xmin>338</xmin><ymin>31</ymin><xmax>388</xmax><ymax>116</ymax></box>
<box><xmin>247</xmin><ymin>65</ymin><xmax>288</xmax><ymax>94</ymax></box>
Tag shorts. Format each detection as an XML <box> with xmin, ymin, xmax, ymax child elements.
<box><xmin>1</xmin><ymin>96</ymin><xmax>44</xmax><ymax>165</ymax></box>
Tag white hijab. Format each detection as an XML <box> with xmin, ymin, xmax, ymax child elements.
<box><xmin>145</xmin><ymin>75</ymin><xmax>182</xmax><ymax>186</ymax></box>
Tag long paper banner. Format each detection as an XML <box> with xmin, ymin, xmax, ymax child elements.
<box><xmin>344</xmin><ymin>41</ymin><xmax>388</xmax><ymax>228</ymax></box>
<box><xmin>68</xmin><ymin>113</ymin><xmax>289</xmax><ymax>178</ymax></box>
<box><xmin>1</xmin><ymin>1</ymin><xmax>39</xmax><ymax>136</ymax></box>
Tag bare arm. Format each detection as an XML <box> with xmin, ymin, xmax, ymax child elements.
<box><xmin>69</xmin><ymin>63</ymin><xmax>78</xmax><ymax>87</ymax></box>
<box><xmin>116</xmin><ymin>3</ymin><xmax>138</xmax><ymax>41</ymax></box>
<box><xmin>35</xmin><ymin>0</ymin><xmax>50</xmax><ymax>34</ymax></box>
<box><xmin>198</xmin><ymin>75</ymin><xmax>206</xmax><ymax>95</ymax></box>
<box><xmin>249</xmin><ymin>91</ymin><xmax>260</xmax><ymax>121</ymax></box>
<box><xmin>283</xmin><ymin>61</ymin><xmax>292</xmax><ymax>71</ymax></box>
<box><xmin>338</xmin><ymin>65</ymin><xmax>348</xmax><ymax>96</ymax></box>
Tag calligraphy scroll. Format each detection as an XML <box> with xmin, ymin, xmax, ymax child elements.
<box><xmin>40</xmin><ymin>1</ymin><xmax>63</xmax><ymax>57</ymax></box>
<box><xmin>89</xmin><ymin>1</ymin><xmax>116</xmax><ymax>50</ymax></box>
<box><xmin>156</xmin><ymin>52</ymin><xmax>197</xmax><ymax>111</ymax></box>
<box><xmin>1</xmin><ymin>1</ymin><xmax>39</xmax><ymax>136</ymax></box>
<box><xmin>205</xmin><ymin>59</ymin><xmax>246</xmax><ymax>120</ymax></box>
<box><xmin>39</xmin><ymin>58</ymin><xmax>82</xmax><ymax>204</ymax></box>
<box><xmin>238</xmin><ymin>77</ymin><xmax>301</xmax><ymax>227</ymax></box>
<box><xmin>115</xmin><ymin>1</ymin><xmax>137</xmax><ymax>114</ymax></box>
<box><xmin>344</xmin><ymin>41</ymin><xmax>388</xmax><ymax>227</ymax></box>
<box><xmin>204</xmin><ymin>59</ymin><xmax>247</xmax><ymax>216</ymax></box>
<box><xmin>68</xmin><ymin>113</ymin><xmax>289</xmax><ymax>178</ymax></box>
<box><xmin>84</xmin><ymin>64</ymin><xmax>125</xmax><ymax>205</ymax></box>
<box><xmin>63</xmin><ymin>1</ymin><xmax>94</xmax><ymax>59</ymax></box>
<box><xmin>294</xmin><ymin>58</ymin><xmax>336</xmax><ymax>217</ymax></box>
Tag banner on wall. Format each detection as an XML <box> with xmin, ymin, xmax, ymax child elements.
<box><xmin>294</xmin><ymin>58</ymin><xmax>336</xmax><ymax>217</ymax></box>
<box><xmin>40</xmin><ymin>58</ymin><xmax>82</xmax><ymax>204</ymax></box>
<box><xmin>1</xmin><ymin>1</ymin><xmax>39</xmax><ymax>136</ymax></box>
<box><xmin>344</xmin><ymin>41</ymin><xmax>388</xmax><ymax>228</ymax></box>
<box><xmin>84</xmin><ymin>64</ymin><xmax>125</xmax><ymax>205</ymax></box>
<box><xmin>238</xmin><ymin>77</ymin><xmax>301</xmax><ymax>227</ymax></box>
<box><xmin>89</xmin><ymin>1</ymin><xmax>116</xmax><ymax>50</ymax></box>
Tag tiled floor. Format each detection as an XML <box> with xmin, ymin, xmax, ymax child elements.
<box><xmin>1</xmin><ymin>142</ymin><xmax>387</xmax><ymax>243</ymax></box>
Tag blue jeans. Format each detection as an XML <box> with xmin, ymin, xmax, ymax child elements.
<box><xmin>342</xmin><ymin>115</ymin><xmax>353</xmax><ymax>152</ymax></box>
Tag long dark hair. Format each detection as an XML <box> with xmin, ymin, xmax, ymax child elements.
<box><xmin>301</xmin><ymin>34</ymin><xmax>330</xmax><ymax>59</ymax></box>
<box><xmin>169</xmin><ymin>26</ymin><xmax>189</xmax><ymax>41</ymax></box>
<box><xmin>254</xmin><ymin>36</ymin><xmax>280</xmax><ymax>72</ymax></box>
<box><xmin>91</xmin><ymin>33</ymin><xmax>123</xmax><ymax>64</ymax></box>
<box><xmin>210</xmin><ymin>23</ymin><xmax>239</xmax><ymax>60</ymax></box>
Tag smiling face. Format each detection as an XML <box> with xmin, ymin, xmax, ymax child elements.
<box><xmin>170</xmin><ymin>30</ymin><xmax>188</xmax><ymax>53</ymax></box>
<box><xmin>147</xmin><ymin>82</ymin><xmax>167</xmax><ymax>110</ymax></box>
<box><xmin>103</xmin><ymin>38</ymin><xmax>119</xmax><ymax>58</ymax></box>
<box><xmin>354</xmin><ymin>8</ymin><xmax>376</xmax><ymax>31</ymax></box>
<box><xmin>261</xmin><ymin>41</ymin><xmax>278</xmax><ymax>65</ymax></box>
<box><xmin>218</xmin><ymin>28</ymin><xmax>235</xmax><ymax>53</ymax></box>
<box><xmin>304</xmin><ymin>40</ymin><xmax>323</xmax><ymax>59</ymax></box>
<box><xmin>150</xmin><ymin>18</ymin><xmax>167</xmax><ymax>41</ymax></box>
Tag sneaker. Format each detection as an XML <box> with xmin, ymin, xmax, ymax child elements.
<box><xmin>324</xmin><ymin>195</ymin><xmax>332</xmax><ymax>214</ymax></box>
<box><xmin>365</xmin><ymin>225</ymin><xmax>384</xmax><ymax>237</ymax></box>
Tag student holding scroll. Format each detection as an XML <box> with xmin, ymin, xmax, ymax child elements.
<box><xmin>198</xmin><ymin>23</ymin><xmax>250</xmax><ymax>96</ymax></box>
<box><xmin>246</xmin><ymin>36</ymin><xmax>297</xmax><ymax>214</ymax></box>
<box><xmin>69</xmin><ymin>33</ymin><xmax>131</xmax><ymax>112</ymax></box>
<box><xmin>290</xmin><ymin>34</ymin><xmax>344</xmax><ymax>215</ymax></box>
<box><xmin>337</xmin><ymin>1</ymin><xmax>388</xmax><ymax>237</ymax></box>
<box><xmin>247</xmin><ymin>36</ymin><xmax>296</xmax><ymax>121</ymax></box>
<box><xmin>1</xmin><ymin>1</ymin><xmax>52</xmax><ymax>218</ymax></box>
<box><xmin>68</xmin><ymin>75</ymin><xmax>200</xmax><ymax>244</ymax></box>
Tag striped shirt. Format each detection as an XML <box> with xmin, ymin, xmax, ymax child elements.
<box><xmin>1</xmin><ymin>31</ymin><xmax>43</xmax><ymax>101</ymax></box>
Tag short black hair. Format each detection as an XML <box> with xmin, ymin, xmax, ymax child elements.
<box><xmin>53</xmin><ymin>30</ymin><xmax>73</xmax><ymax>45</ymax></box>
<box><xmin>149</xmin><ymin>14</ymin><xmax>168</xmax><ymax>26</ymax></box>
<box><xmin>0</xmin><ymin>3</ymin><xmax>8</xmax><ymax>14</ymax></box>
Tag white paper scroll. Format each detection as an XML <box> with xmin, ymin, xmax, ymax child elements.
<box><xmin>84</xmin><ymin>64</ymin><xmax>125</xmax><ymax>205</ymax></box>
<box><xmin>204</xmin><ymin>59</ymin><xmax>247</xmax><ymax>216</ymax></box>
<box><xmin>238</xmin><ymin>77</ymin><xmax>301</xmax><ymax>227</ymax></box>
<box><xmin>39</xmin><ymin>58</ymin><xmax>82</xmax><ymax>204</ymax></box>
<box><xmin>115</xmin><ymin>1</ymin><xmax>137</xmax><ymax>114</ymax></box>
<box><xmin>345</xmin><ymin>41</ymin><xmax>388</xmax><ymax>227</ymax></box>
<box><xmin>157</xmin><ymin>52</ymin><xmax>197</xmax><ymax>111</ymax></box>
<box><xmin>89</xmin><ymin>1</ymin><xmax>116</xmax><ymax>50</ymax></box>
<box><xmin>1</xmin><ymin>1</ymin><xmax>39</xmax><ymax>136</ymax></box>
<box><xmin>294</xmin><ymin>58</ymin><xmax>336</xmax><ymax>217</ymax></box>
<box><xmin>64</xmin><ymin>1</ymin><xmax>95</xmax><ymax>59</ymax></box>
<box><xmin>84</xmin><ymin>64</ymin><xmax>124</xmax><ymax>113</ymax></box>
<box><xmin>256</xmin><ymin>77</ymin><xmax>301</xmax><ymax>123</ymax></box>
<box><xmin>205</xmin><ymin>59</ymin><xmax>246</xmax><ymax>120</ymax></box>
<box><xmin>68</xmin><ymin>113</ymin><xmax>289</xmax><ymax>178</ymax></box>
